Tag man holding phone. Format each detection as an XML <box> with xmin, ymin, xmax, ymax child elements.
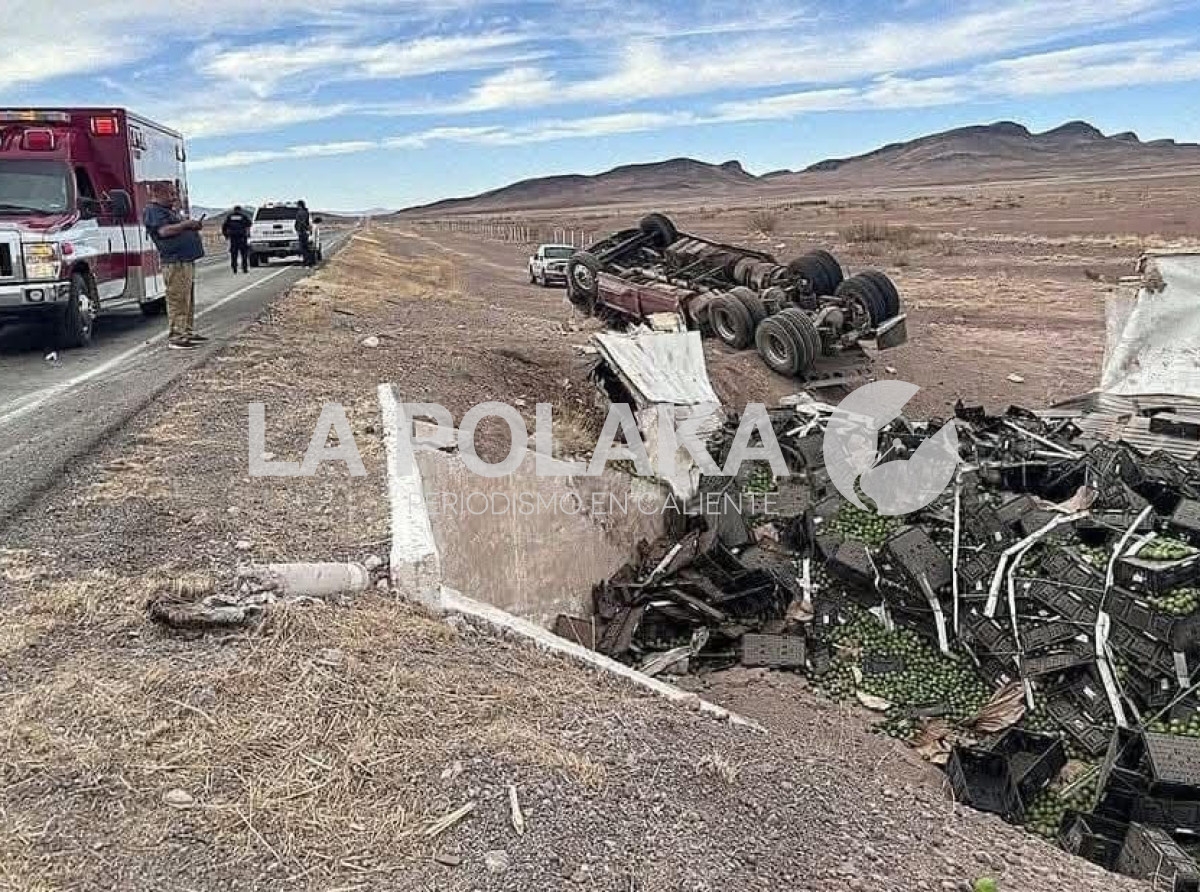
<box><xmin>143</xmin><ymin>182</ymin><xmax>207</xmax><ymax>350</ymax></box>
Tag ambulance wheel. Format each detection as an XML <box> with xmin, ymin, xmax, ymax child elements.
<box><xmin>55</xmin><ymin>272</ymin><xmax>96</xmax><ymax>349</ymax></box>
<box><xmin>140</xmin><ymin>297</ymin><xmax>167</xmax><ymax>317</ymax></box>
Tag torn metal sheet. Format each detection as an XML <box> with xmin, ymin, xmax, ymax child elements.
<box><xmin>1102</xmin><ymin>253</ymin><xmax>1200</xmax><ymax>400</ymax></box>
<box><xmin>592</xmin><ymin>329</ymin><xmax>724</xmax><ymax>501</ymax></box>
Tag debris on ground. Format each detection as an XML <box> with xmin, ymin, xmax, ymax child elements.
<box><xmin>564</xmin><ymin>384</ymin><xmax>1200</xmax><ymax>884</ymax></box>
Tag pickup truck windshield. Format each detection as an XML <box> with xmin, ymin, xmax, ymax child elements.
<box><xmin>543</xmin><ymin>247</ymin><xmax>574</xmax><ymax>259</ymax></box>
<box><xmin>0</xmin><ymin>160</ymin><xmax>71</xmax><ymax>215</ymax></box>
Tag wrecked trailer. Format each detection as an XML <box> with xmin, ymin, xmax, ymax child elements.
<box><xmin>561</xmin><ymin>252</ymin><xmax>1200</xmax><ymax>886</ymax></box>
<box><xmin>564</xmin><ymin>212</ymin><xmax>907</xmax><ymax>382</ymax></box>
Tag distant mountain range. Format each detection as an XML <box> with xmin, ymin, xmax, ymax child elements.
<box><xmin>395</xmin><ymin>120</ymin><xmax>1200</xmax><ymax>215</ymax></box>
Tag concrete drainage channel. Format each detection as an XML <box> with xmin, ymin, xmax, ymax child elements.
<box><xmin>375</xmin><ymin>383</ymin><xmax>759</xmax><ymax>729</ymax></box>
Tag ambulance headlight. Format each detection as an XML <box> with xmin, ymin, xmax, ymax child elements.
<box><xmin>22</xmin><ymin>243</ymin><xmax>61</xmax><ymax>280</ymax></box>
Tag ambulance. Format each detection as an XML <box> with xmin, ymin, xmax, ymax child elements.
<box><xmin>0</xmin><ymin>108</ymin><xmax>189</xmax><ymax>348</ymax></box>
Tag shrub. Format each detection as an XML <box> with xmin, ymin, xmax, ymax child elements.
<box><xmin>840</xmin><ymin>221</ymin><xmax>929</xmax><ymax>249</ymax></box>
<box><xmin>748</xmin><ymin>208</ymin><xmax>780</xmax><ymax>235</ymax></box>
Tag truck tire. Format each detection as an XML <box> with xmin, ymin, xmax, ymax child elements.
<box><xmin>777</xmin><ymin>308</ymin><xmax>822</xmax><ymax>365</ymax></box>
<box><xmin>810</xmin><ymin>249</ymin><xmax>845</xmax><ymax>292</ymax></box>
<box><xmin>836</xmin><ymin>275</ymin><xmax>887</xmax><ymax>326</ymax></box>
<box><xmin>755</xmin><ymin>315</ymin><xmax>809</xmax><ymax>377</ymax></box>
<box><xmin>709</xmin><ymin>294</ymin><xmax>755</xmax><ymax>349</ymax></box>
<box><xmin>860</xmin><ymin>270</ymin><xmax>900</xmax><ymax>318</ymax></box>
<box><xmin>249</xmin><ymin>253</ymin><xmax>260</xmax><ymax>268</ymax></box>
<box><xmin>787</xmin><ymin>253</ymin><xmax>828</xmax><ymax>295</ymax></box>
<box><xmin>730</xmin><ymin>288</ymin><xmax>767</xmax><ymax>329</ymax></box>
<box><xmin>639</xmin><ymin>212</ymin><xmax>678</xmax><ymax>249</ymax></box>
<box><xmin>140</xmin><ymin>297</ymin><xmax>167</xmax><ymax>317</ymax></box>
<box><xmin>566</xmin><ymin>251</ymin><xmax>601</xmax><ymax>310</ymax></box>
<box><xmin>55</xmin><ymin>271</ymin><xmax>96</xmax><ymax>349</ymax></box>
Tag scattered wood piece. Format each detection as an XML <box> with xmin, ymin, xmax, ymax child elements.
<box><xmin>508</xmin><ymin>785</ymin><xmax>526</xmax><ymax>837</ymax></box>
<box><xmin>422</xmin><ymin>801</ymin><xmax>475</xmax><ymax>839</ymax></box>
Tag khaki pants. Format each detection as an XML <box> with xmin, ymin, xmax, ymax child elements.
<box><xmin>163</xmin><ymin>261</ymin><xmax>195</xmax><ymax>340</ymax></box>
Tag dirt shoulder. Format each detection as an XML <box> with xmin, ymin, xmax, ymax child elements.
<box><xmin>0</xmin><ymin>230</ymin><xmax>1145</xmax><ymax>892</ymax></box>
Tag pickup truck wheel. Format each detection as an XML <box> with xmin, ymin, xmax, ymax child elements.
<box><xmin>54</xmin><ymin>272</ymin><xmax>97</xmax><ymax>349</ymax></box>
<box><xmin>566</xmin><ymin>251</ymin><xmax>601</xmax><ymax>309</ymax></box>
<box><xmin>249</xmin><ymin>253</ymin><xmax>260</xmax><ymax>268</ymax></box>
<box><xmin>755</xmin><ymin>316</ymin><xmax>809</xmax><ymax>377</ymax></box>
<box><xmin>529</xmin><ymin>267</ymin><xmax>536</xmax><ymax>284</ymax></box>
<box><xmin>777</xmin><ymin>308</ymin><xmax>822</xmax><ymax>365</ymax></box>
<box><xmin>710</xmin><ymin>294</ymin><xmax>755</xmax><ymax>349</ymax></box>
<box><xmin>140</xmin><ymin>297</ymin><xmax>167</xmax><ymax>317</ymax></box>
<box><xmin>639</xmin><ymin>213</ymin><xmax>678</xmax><ymax>249</ymax></box>
<box><xmin>860</xmin><ymin>270</ymin><xmax>900</xmax><ymax>318</ymax></box>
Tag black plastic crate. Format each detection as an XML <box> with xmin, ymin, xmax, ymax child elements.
<box><xmin>988</xmin><ymin>728</ymin><xmax>1068</xmax><ymax>803</ymax></box>
<box><xmin>1117</xmin><ymin>553</ymin><xmax>1200</xmax><ymax>596</ymax></box>
<box><xmin>1021</xmin><ymin>645</ymin><xmax>1094</xmax><ymax>678</ymax></box>
<box><xmin>1059</xmin><ymin>810</ymin><xmax>1129</xmax><ymax>871</ymax></box>
<box><xmin>1109</xmin><ymin>623</ymin><xmax>1175</xmax><ymax>676</ymax></box>
<box><xmin>960</xmin><ymin>611</ymin><xmax>1018</xmax><ymax>658</ymax></box>
<box><xmin>1172</xmin><ymin>500</ymin><xmax>1200</xmax><ymax>545</ymax></box>
<box><xmin>957</xmin><ymin>548</ymin><xmax>1003</xmax><ymax>594</ymax></box>
<box><xmin>946</xmin><ymin>745</ymin><xmax>1025</xmax><ymax>821</ymax></box>
<box><xmin>1025</xmin><ymin>579</ymin><xmax>1097</xmax><ymax>624</ymax></box>
<box><xmin>996</xmin><ymin>495</ymin><xmax>1039</xmax><ymax>530</ymax></box>
<box><xmin>1108</xmin><ymin>589</ymin><xmax>1177</xmax><ymax>643</ymax></box>
<box><xmin>963</xmin><ymin>504</ymin><xmax>1010</xmax><ymax>546</ymax></box>
<box><xmin>1040</xmin><ymin>548</ymin><xmax>1107</xmax><ymax>596</ymax></box>
<box><xmin>1023</xmin><ymin>621</ymin><xmax>1085</xmax><ymax>652</ymax></box>
<box><xmin>1048</xmin><ymin>697</ymin><xmax>1112</xmax><ymax>757</ymax></box>
<box><xmin>1145</xmin><ymin>733</ymin><xmax>1200</xmax><ymax>791</ymax></box>
<box><xmin>882</xmin><ymin>527</ymin><xmax>953</xmax><ymax>592</ymax></box>
<box><xmin>1131</xmin><ymin>796</ymin><xmax>1200</xmax><ymax>836</ymax></box>
<box><xmin>1118</xmin><ymin>822</ymin><xmax>1200</xmax><ymax>892</ymax></box>
<box><xmin>827</xmin><ymin>540</ymin><xmax>876</xmax><ymax>591</ymax></box>
<box><xmin>741</xmin><ymin>633</ymin><xmax>806</xmax><ymax>669</ymax></box>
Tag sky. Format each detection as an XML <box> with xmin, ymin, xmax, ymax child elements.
<box><xmin>4</xmin><ymin>0</ymin><xmax>1200</xmax><ymax>211</ymax></box>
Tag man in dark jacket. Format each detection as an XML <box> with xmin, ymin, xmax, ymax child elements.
<box><xmin>294</xmin><ymin>199</ymin><xmax>314</xmax><ymax>267</ymax></box>
<box><xmin>222</xmin><ymin>205</ymin><xmax>252</xmax><ymax>273</ymax></box>
<box><xmin>143</xmin><ymin>182</ymin><xmax>205</xmax><ymax>350</ymax></box>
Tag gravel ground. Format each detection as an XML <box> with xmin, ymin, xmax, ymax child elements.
<box><xmin>0</xmin><ymin>229</ymin><xmax>1150</xmax><ymax>891</ymax></box>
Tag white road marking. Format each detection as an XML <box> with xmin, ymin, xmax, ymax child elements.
<box><xmin>0</xmin><ymin>266</ymin><xmax>289</xmax><ymax>430</ymax></box>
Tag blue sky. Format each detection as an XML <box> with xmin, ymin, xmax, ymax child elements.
<box><xmin>5</xmin><ymin>0</ymin><xmax>1200</xmax><ymax>211</ymax></box>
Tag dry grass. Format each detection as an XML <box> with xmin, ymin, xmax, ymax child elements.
<box><xmin>0</xmin><ymin>595</ymin><xmax>626</xmax><ymax>888</ymax></box>
<box><xmin>840</xmin><ymin>221</ymin><xmax>931</xmax><ymax>248</ymax></box>
<box><xmin>747</xmin><ymin>208</ymin><xmax>780</xmax><ymax>236</ymax></box>
<box><xmin>697</xmin><ymin>750</ymin><xmax>741</xmax><ymax>785</ymax></box>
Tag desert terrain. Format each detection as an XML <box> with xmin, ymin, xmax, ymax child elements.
<box><xmin>3</xmin><ymin>120</ymin><xmax>1200</xmax><ymax>891</ymax></box>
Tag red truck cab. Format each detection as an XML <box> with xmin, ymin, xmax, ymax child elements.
<box><xmin>0</xmin><ymin>108</ymin><xmax>189</xmax><ymax>348</ymax></box>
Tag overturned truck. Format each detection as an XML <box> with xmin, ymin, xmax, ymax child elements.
<box><xmin>565</xmin><ymin>212</ymin><xmax>907</xmax><ymax>382</ymax></box>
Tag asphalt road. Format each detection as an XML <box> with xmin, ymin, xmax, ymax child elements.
<box><xmin>0</xmin><ymin>232</ymin><xmax>351</xmax><ymax>528</ymax></box>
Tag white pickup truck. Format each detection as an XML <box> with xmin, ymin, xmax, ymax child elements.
<box><xmin>248</xmin><ymin>203</ymin><xmax>322</xmax><ymax>266</ymax></box>
<box><xmin>527</xmin><ymin>243</ymin><xmax>574</xmax><ymax>287</ymax></box>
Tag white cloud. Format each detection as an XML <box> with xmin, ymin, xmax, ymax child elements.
<box><xmin>195</xmin><ymin>32</ymin><xmax>540</xmax><ymax>97</ymax></box>
<box><xmin>453</xmin><ymin>66</ymin><xmax>559</xmax><ymax>111</ymax></box>
<box><xmin>977</xmin><ymin>38</ymin><xmax>1200</xmax><ymax>95</ymax></box>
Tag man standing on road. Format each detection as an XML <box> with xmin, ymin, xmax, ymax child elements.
<box><xmin>222</xmin><ymin>205</ymin><xmax>252</xmax><ymax>274</ymax></box>
<box><xmin>295</xmin><ymin>199</ymin><xmax>314</xmax><ymax>268</ymax></box>
<box><xmin>143</xmin><ymin>182</ymin><xmax>206</xmax><ymax>351</ymax></box>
